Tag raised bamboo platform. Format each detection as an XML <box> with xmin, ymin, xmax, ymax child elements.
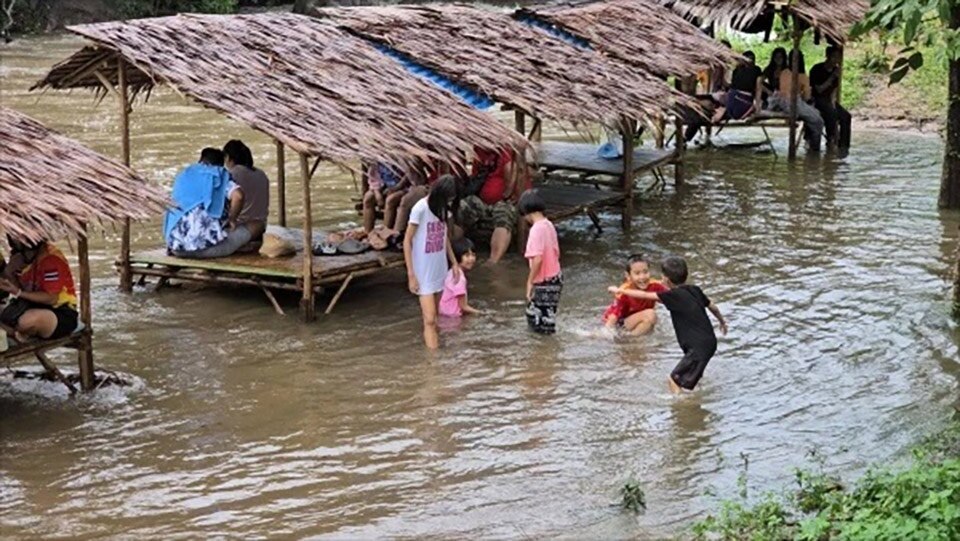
<box><xmin>1</xmin><ymin>326</ymin><xmax>91</xmax><ymax>395</ymax></box>
<box><xmin>537</xmin><ymin>141</ymin><xmax>676</xmax><ymax>178</ymax></box>
<box><xmin>705</xmin><ymin>110</ymin><xmax>797</xmax><ymax>155</ymax></box>
<box><xmin>125</xmin><ymin>226</ymin><xmax>404</xmax><ymax>316</ymax></box>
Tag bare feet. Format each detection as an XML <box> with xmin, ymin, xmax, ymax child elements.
<box><xmin>668</xmin><ymin>376</ymin><xmax>682</xmax><ymax>394</ymax></box>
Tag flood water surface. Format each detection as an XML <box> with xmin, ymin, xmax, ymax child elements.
<box><xmin>2</xmin><ymin>35</ymin><xmax>960</xmax><ymax>539</ymax></box>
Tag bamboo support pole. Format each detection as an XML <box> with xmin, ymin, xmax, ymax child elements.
<box><xmin>117</xmin><ymin>56</ymin><xmax>133</xmax><ymax>292</ymax></box>
<box><xmin>276</xmin><ymin>140</ymin><xmax>287</xmax><ymax>227</ymax></box>
<box><xmin>36</xmin><ymin>351</ymin><xmax>77</xmax><ymax>395</ymax></box>
<box><xmin>515</xmin><ymin>110</ymin><xmax>526</xmax><ymax>135</ymax></box>
<box><xmin>300</xmin><ymin>153</ymin><xmax>316</xmax><ymax>322</ymax></box>
<box><xmin>620</xmin><ymin>117</ymin><xmax>636</xmax><ymax>232</ymax></box>
<box><xmin>655</xmin><ymin>115</ymin><xmax>665</xmax><ymax>148</ymax></box>
<box><xmin>788</xmin><ymin>15</ymin><xmax>802</xmax><ymax>161</ymax></box>
<box><xmin>77</xmin><ymin>227</ymin><xmax>95</xmax><ymax>391</ymax></box>
<box><xmin>325</xmin><ymin>272</ymin><xmax>355</xmax><ymax>315</ymax></box>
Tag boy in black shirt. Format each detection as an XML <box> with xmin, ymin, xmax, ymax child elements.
<box><xmin>810</xmin><ymin>46</ymin><xmax>852</xmax><ymax>150</ymax></box>
<box><xmin>610</xmin><ymin>256</ymin><xmax>727</xmax><ymax>393</ymax></box>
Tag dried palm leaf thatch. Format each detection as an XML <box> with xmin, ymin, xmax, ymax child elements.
<box><xmin>520</xmin><ymin>0</ymin><xmax>741</xmax><ymax>78</ymax></box>
<box><xmin>32</xmin><ymin>13</ymin><xmax>528</xmax><ymax>174</ymax></box>
<box><xmin>667</xmin><ymin>0</ymin><xmax>868</xmax><ymax>45</ymax></box>
<box><xmin>0</xmin><ymin>106</ymin><xmax>167</xmax><ymax>244</ymax></box>
<box><xmin>315</xmin><ymin>4</ymin><xmax>701</xmax><ymax>128</ymax></box>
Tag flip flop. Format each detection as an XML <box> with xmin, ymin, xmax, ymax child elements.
<box><xmin>337</xmin><ymin>238</ymin><xmax>369</xmax><ymax>255</ymax></box>
<box><xmin>313</xmin><ymin>241</ymin><xmax>338</xmax><ymax>256</ymax></box>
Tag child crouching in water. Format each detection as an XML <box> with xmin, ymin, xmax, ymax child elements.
<box><xmin>439</xmin><ymin>238</ymin><xmax>480</xmax><ymax>318</ymax></box>
<box><xmin>520</xmin><ymin>190</ymin><xmax>562</xmax><ymax>334</ymax></box>
<box><xmin>609</xmin><ymin>256</ymin><xmax>727</xmax><ymax>392</ymax></box>
<box><xmin>603</xmin><ymin>254</ymin><xmax>668</xmax><ymax>335</ymax></box>
<box><xmin>403</xmin><ymin>175</ymin><xmax>461</xmax><ymax>349</ymax></box>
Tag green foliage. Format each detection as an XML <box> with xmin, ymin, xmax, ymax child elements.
<box><xmin>854</xmin><ymin>0</ymin><xmax>960</xmax><ymax>86</ymax></box>
<box><xmin>108</xmin><ymin>0</ymin><xmax>237</xmax><ymax>20</ymax></box>
<box><xmin>620</xmin><ymin>478</ymin><xmax>646</xmax><ymax>513</ymax></box>
<box><xmin>693</xmin><ymin>422</ymin><xmax>960</xmax><ymax>541</ymax></box>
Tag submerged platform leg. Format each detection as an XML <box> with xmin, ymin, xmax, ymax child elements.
<box><xmin>299</xmin><ymin>153</ymin><xmax>316</xmax><ymax>322</ymax></box>
<box><xmin>620</xmin><ymin>118</ymin><xmax>636</xmax><ymax>232</ymax></box>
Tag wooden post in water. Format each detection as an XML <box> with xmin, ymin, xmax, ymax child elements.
<box><xmin>655</xmin><ymin>115</ymin><xmax>665</xmax><ymax>148</ymax></box>
<box><xmin>788</xmin><ymin>14</ymin><xmax>802</xmax><ymax>161</ymax></box>
<box><xmin>514</xmin><ymin>110</ymin><xmax>526</xmax><ymax>135</ymax></box>
<box><xmin>621</xmin><ymin>116</ymin><xmax>635</xmax><ymax>231</ymax></box>
<box><xmin>675</xmin><ymin>77</ymin><xmax>689</xmax><ymax>186</ymax></box>
<box><xmin>77</xmin><ymin>225</ymin><xmax>95</xmax><ymax>391</ymax></box>
<box><xmin>276</xmin><ymin>140</ymin><xmax>287</xmax><ymax>227</ymax></box>
<box><xmin>299</xmin><ymin>153</ymin><xmax>316</xmax><ymax>322</ymax></box>
<box><xmin>117</xmin><ymin>56</ymin><xmax>133</xmax><ymax>292</ymax></box>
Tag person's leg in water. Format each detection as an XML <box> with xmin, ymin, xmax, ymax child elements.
<box><xmin>669</xmin><ymin>345</ymin><xmax>716</xmax><ymax>393</ymax></box>
<box><xmin>383</xmin><ymin>190</ymin><xmax>405</xmax><ymax>230</ymax></box>
<box><xmin>419</xmin><ymin>293</ymin><xmax>440</xmax><ymax>349</ymax></box>
<box><xmin>623</xmin><ymin>309</ymin><xmax>657</xmax><ymax>336</ymax></box>
<box><xmin>488</xmin><ymin>228</ymin><xmax>512</xmax><ymax>264</ymax></box>
<box><xmin>362</xmin><ymin>189</ymin><xmax>379</xmax><ymax>233</ymax></box>
<box><xmin>487</xmin><ymin>201</ymin><xmax>518</xmax><ymax>264</ymax></box>
<box><xmin>836</xmin><ymin>104</ymin><xmax>852</xmax><ymax>150</ymax></box>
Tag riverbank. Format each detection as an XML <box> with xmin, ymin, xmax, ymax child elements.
<box><xmin>691</xmin><ymin>418</ymin><xmax>960</xmax><ymax>539</ymax></box>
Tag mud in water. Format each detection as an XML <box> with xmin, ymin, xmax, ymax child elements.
<box><xmin>1</xmin><ymin>34</ymin><xmax>959</xmax><ymax>539</ymax></box>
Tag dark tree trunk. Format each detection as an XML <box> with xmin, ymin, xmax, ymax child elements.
<box><xmin>941</xmin><ymin>5</ymin><xmax>960</xmax><ymax>210</ymax></box>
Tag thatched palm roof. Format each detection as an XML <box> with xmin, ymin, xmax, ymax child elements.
<box><xmin>32</xmin><ymin>13</ymin><xmax>527</xmax><ymax>173</ymax></box>
<box><xmin>0</xmin><ymin>107</ymin><xmax>167</xmax><ymax>244</ymax></box>
<box><xmin>519</xmin><ymin>0</ymin><xmax>741</xmax><ymax>78</ymax></box>
<box><xmin>315</xmin><ymin>4</ymin><xmax>699</xmax><ymax>127</ymax></box>
<box><xmin>668</xmin><ymin>0</ymin><xmax>869</xmax><ymax>44</ymax></box>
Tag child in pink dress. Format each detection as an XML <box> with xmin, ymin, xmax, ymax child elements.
<box><xmin>439</xmin><ymin>238</ymin><xmax>480</xmax><ymax>318</ymax></box>
<box><xmin>520</xmin><ymin>190</ymin><xmax>562</xmax><ymax>334</ymax></box>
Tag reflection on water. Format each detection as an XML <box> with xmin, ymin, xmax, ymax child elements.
<box><xmin>2</xmin><ymin>34</ymin><xmax>960</xmax><ymax>539</ymax></box>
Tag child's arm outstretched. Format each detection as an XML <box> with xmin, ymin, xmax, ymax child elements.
<box><xmin>708</xmin><ymin>303</ymin><xmax>728</xmax><ymax>336</ymax></box>
<box><xmin>608</xmin><ymin>286</ymin><xmax>657</xmax><ymax>301</ymax></box>
<box><xmin>459</xmin><ymin>295</ymin><xmax>481</xmax><ymax>315</ymax></box>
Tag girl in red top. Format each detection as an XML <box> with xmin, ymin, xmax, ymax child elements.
<box><xmin>603</xmin><ymin>254</ymin><xmax>667</xmax><ymax>335</ymax></box>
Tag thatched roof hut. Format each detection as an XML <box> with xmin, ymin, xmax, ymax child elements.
<box><xmin>314</xmin><ymin>4</ymin><xmax>698</xmax><ymax>127</ymax></box>
<box><xmin>518</xmin><ymin>0</ymin><xmax>741</xmax><ymax>78</ymax></box>
<box><xmin>0</xmin><ymin>106</ymin><xmax>166</xmax><ymax>244</ymax></box>
<box><xmin>32</xmin><ymin>12</ymin><xmax>527</xmax><ymax>173</ymax></box>
<box><xmin>668</xmin><ymin>0</ymin><xmax>869</xmax><ymax>44</ymax></box>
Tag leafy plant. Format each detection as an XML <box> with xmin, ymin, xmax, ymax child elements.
<box><xmin>620</xmin><ymin>478</ymin><xmax>646</xmax><ymax>513</ymax></box>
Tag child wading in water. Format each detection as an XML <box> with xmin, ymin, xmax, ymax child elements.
<box><xmin>439</xmin><ymin>237</ymin><xmax>480</xmax><ymax>318</ymax></box>
<box><xmin>603</xmin><ymin>254</ymin><xmax>668</xmax><ymax>335</ymax></box>
<box><xmin>403</xmin><ymin>175</ymin><xmax>461</xmax><ymax>349</ymax></box>
<box><xmin>520</xmin><ymin>190</ymin><xmax>562</xmax><ymax>334</ymax></box>
<box><xmin>609</xmin><ymin>256</ymin><xmax>727</xmax><ymax>392</ymax></box>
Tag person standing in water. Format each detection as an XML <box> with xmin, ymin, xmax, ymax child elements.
<box><xmin>403</xmin><ymin>175</ymin><xmax>461</xmax><ymax>349</ymax></box>
<box><xmin>520</xmin><ymin>190</ymin><xmax>562</xmax><ymax>334</ymax></box>
<box><xmin>609</xmin><ymin>256</ymin><xmax>727</xmax><ymax>392</ymax></box>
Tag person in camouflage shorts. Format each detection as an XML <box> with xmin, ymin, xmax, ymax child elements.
<box><xmin>456</xmin><ymin>194</ymin><xmax>519</xmax><ymax>262</ymax></box>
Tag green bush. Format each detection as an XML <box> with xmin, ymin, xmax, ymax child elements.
<box><xmin>108</xmin><ymin>0</ymin><xmax>237</xmax><ymax>20</ymax></box>
<box><xmin>693</xmin><ymin>422</ymin><xmax>960</xmax><ymax>540</ymax></box>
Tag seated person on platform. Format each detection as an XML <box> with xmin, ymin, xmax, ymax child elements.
<box><xmin>603</xmin><ymin>254</ymin><xmax>667</xmax><ymax>335</ymax></box>
<box><xmin>0</xmin><ymin>238</ymin><xmax>79</xmax><ymax>341</ymax></box>
<box><xmin>456</xmin><ymin>147</ymin><xmax>525</xmax><ymax>264</ymax></box>
<box><xmin>810</xmin><ymin>46</ymin><xmax>852</xmax><ymax>151</ymax></box>
<box><xmin>177</xmin><ymin>140</ymin><xmax>270</xmax><ymax>259</ymax></box>
<box><xmin>363</xmin><ymin>163</ymin><xmax>409</xmax><ymax>232</ymax></box>
<box><xmin>394</xmin><ymin>162</ymin><xmax>444</xmax><ymax>234</ymax></box>
<box><xmin>768</xmin><ymin>50</ymin><xmax>824</xmax><ymax>152</ymax></box>
<box><xmin>762</xmin><ymin>47</ymin><xmax>788</xmax><ymax>101</ymax></box>
<box><xmin>715</xmin><ymin>51</ymin><xmax>763</xmax><ymax>122</ymax></box>
<box><xmin>165</xmin><ymin>148</ymin><xmax>233</xmax><ymax>255</ymax></box>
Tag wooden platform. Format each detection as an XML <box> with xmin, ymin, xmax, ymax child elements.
<box><xmin>536</xmin><ymin>141</ymin><xmax>676</xmax><ymax>177</ymax></box>
<box><xmin>126</xmin><ymin>226</ymin><xmax>404</xmax><ymax>315</ymax></box>
<box><xmin>1</xmin><ymin>328</ymin><xmax>90</xmax><ymax>395</ymax></box>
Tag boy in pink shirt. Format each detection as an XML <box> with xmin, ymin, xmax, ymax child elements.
<box><xmin>439</xmin><ymin>238</ymin><xmax>480</xmax><ymax>318</ymax></box>
<box><xmin>520</xmin><ymin>190</ymin><xmax>562</xmax><ymax>334</ymax></box>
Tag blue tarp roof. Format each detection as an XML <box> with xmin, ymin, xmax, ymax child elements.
<box><xmin>372</xmin><ymin>42</ymin><xmax>495</xmax><ymax>110</ymax></box>
<box><xmin>514</xmin><ymin>14</ymin><xmax>593</xmax><ymax>51</ymax></box>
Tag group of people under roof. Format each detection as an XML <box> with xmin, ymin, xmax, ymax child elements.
<box><xmin>684</xmin><ymin>44</ymin><xmax>852</xmax><ymax>153</ymax></box>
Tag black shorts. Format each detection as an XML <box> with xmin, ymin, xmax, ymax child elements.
<box><xmin>49</xmin><ymin>306</ymin><xmax>79</xmax><ymax>339</ymax></box>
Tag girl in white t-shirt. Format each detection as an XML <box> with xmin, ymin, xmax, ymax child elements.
<box><xmin>403</xmin><ymin>175</ymin><xmax>461</xmax><ymax>349</ymax></box>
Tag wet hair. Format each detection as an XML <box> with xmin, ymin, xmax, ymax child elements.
<box><xmin>428</xmin><ymin>175</ymin><xmax>458</xmax><ymax>221</ymax></box>
<box><xmin>223</xmin><ymin>139</ymin><xmax>254</xmax><ymax>168</ymax></box>
<box><xmin>789</xmin><ymin>49</ymin><xmax>806</xmax><ymax>73</ymax></box>
<box><xmin>625</xmin><ymin>253</ymin><xmax>652</xmax><ymax>273</ymax></box>
<box><xmin>452</xmin><ymin>237</ymin><xmax>475</xmax><ymax>264</ymax></box>
<box><xmin>660</xmin><ymin>256</ymin><xmax>689</xmax><ymax>285</ymax></box>
<box><xmin>743</xmin><ymin>50</ymin><xmax>756</xmax><ymax>63</ymax></box>
<box><xmin>517</xmin><ymin>189</ymin><xmax>546</xmax><ymax>216</ymax></box>
<box><xmin>199</xmin><ymin>147</ymin><xmax>224</xmax><ymax>166</ymax></box>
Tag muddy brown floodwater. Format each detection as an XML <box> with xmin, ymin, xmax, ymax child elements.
<box><xmin>2</xmin><ymin>34</ymin><xmax>960</xmax><ymax>539</ymax></box>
